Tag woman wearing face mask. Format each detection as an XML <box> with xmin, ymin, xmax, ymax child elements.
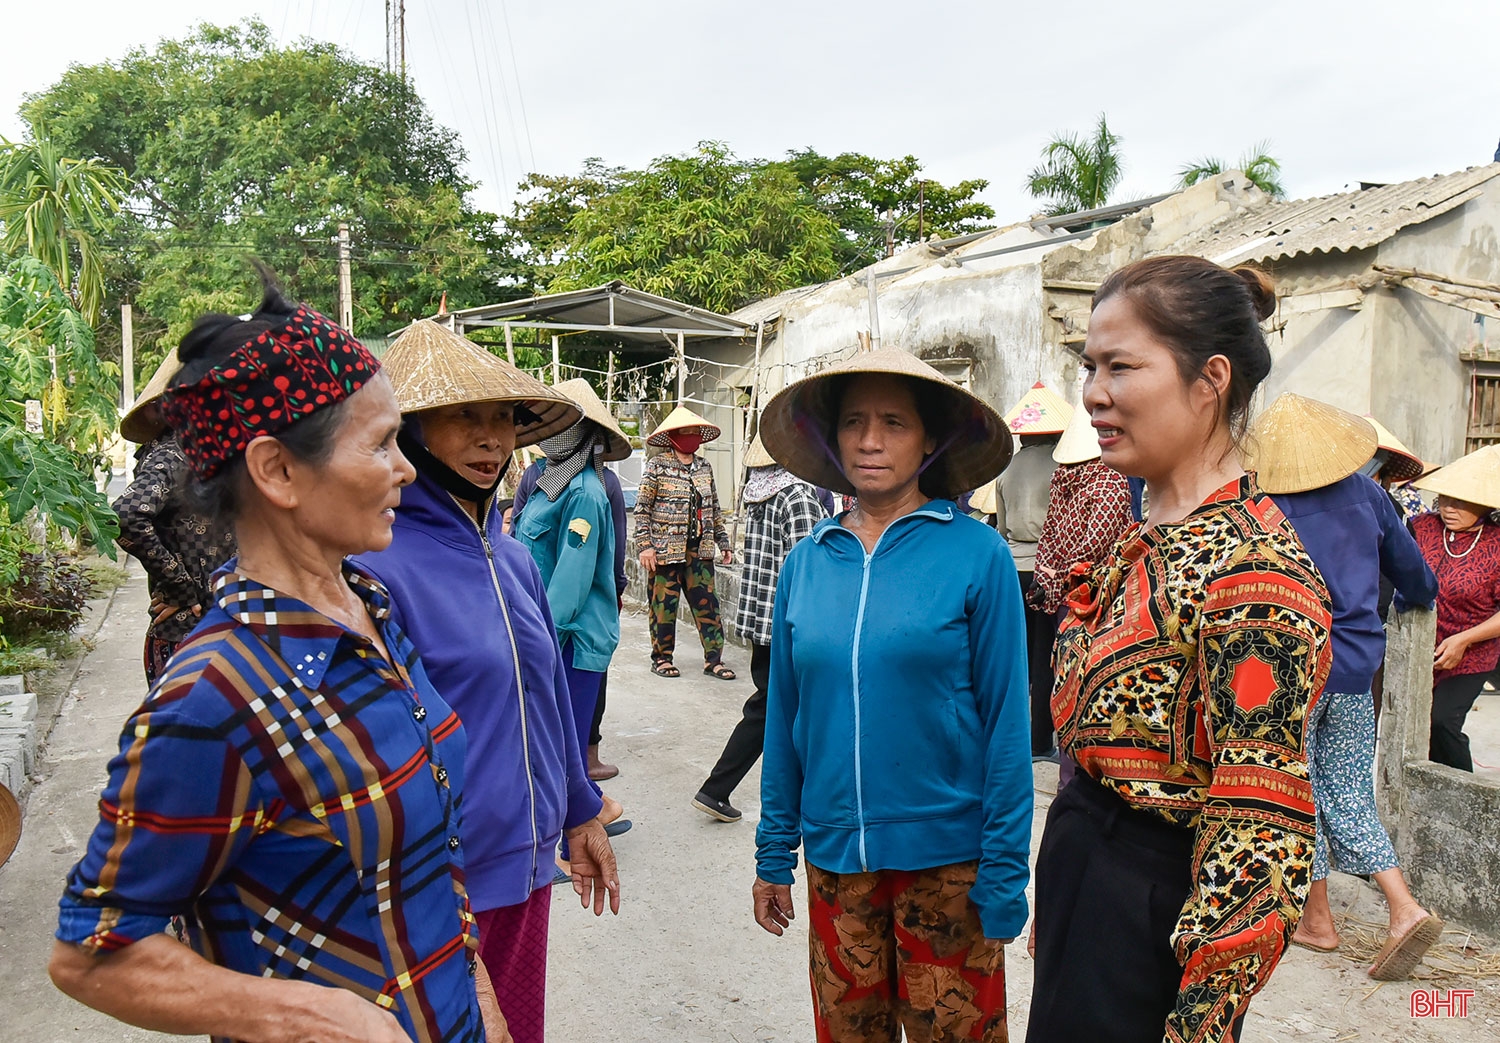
<box><xmin>356</xmin><ymin>321</ymin><xmax>621</xmax><ymax>1043</ymax></box>
<box><xmin>1406</xmin><ymin>445</ymin><xmax>1500</xmax><ymax>772</ymax></box>
<box><xmin>1029</xmin><ymin>256</ymin><xmax>1333</xmax><ymax>1043</ymax></box>
<box><xmin>633</xmin><ymin>406</ymin><xmax>735</xmax><ymax>680</ymax></box>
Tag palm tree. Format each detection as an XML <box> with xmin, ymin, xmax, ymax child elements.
<box><xmin>0</xmin><ymin>132</ymin><xmax>127</xmax><ymax>324</ymax></box>
<box><xmin>1025</xmin><ymin>114</ymin><xmax>1124</xmax><ymax>217</ymax></box>
<box><xmin>1178</xmin><ymin>141</ymin><xmax>1286</xmax><ymax>199</ymax></box>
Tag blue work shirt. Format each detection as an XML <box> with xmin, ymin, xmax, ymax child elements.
<box><xmin>1272</xmin><ymin>473</ymin><xmax>1437</xmax><ymax>694</ymax></box>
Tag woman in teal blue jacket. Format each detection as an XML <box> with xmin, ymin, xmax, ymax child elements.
<box><xmin>753</xmin><ymin>350</ymin><xmax>1032</xmax><ymax>1043</ymax></box>
<box><xmin>515</xmin><ymin>380</ymin><xmax>634</xmax><ymax>814</ymax></box>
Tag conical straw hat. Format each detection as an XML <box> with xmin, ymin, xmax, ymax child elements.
<box><xmin>1415</xmin><ymin>444</ymin><xmax>1500</xmax><ymax>510</ymax></box>
<box><xmin>120</xmin><ymin>351</ymin><xmax>185</xmax><ymax>443</ymax></box>
<box><xmin>1052</xmin><ymin>400</ymin><xmax>1102</xmax><ymax>465</ymax></box>
<box><xmin>759</xmin><ymin>348</ymin><xmax>1013</xmax><ymax>499</ymax></box>
<box><xmin>0</xmin><ymin>782</ymin><xmax>19</xmax><ymax>868</ymax></box>
<box><xmin>382</xmin><ymin>320</ymin><xmax>580</xmax><ymax>448</ymax></box>
<box><xmin>969</xmin><ymin>480</ymin><xmax>998</xmax><ymax>516</ymax></box>
<box><xmin>744</xmin><ymin>433</ymin><xmax>775</xmax><ymax>469</ymax></box>
<box><xmin>1365</xmin><ymin>415</ymin><xmax>1425</xmax><ymax>483</ymax></box>
<box><xmin>553</xmin><ymin>378</ymin><xmax>632</xmax><ymax>461</ymax></box>
<box><xmin>647</xmin><ymin>405</ymin><xmax>721</xmax><ymax>447</ymax></box>
<box><xmin>1003</xmin><ymin>381</ymin><xmax>1072</xmax><ymax>435</ymax></box>
<box><xmin>1247</xmin><ymin>393</ymin><xmax>1378</xmax><ymax>494</ymax></box>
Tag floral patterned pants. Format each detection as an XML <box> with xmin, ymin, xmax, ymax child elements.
<box><xmin>648</xmin><ymin>554</ymin><xmax>724</xmax><ymax>664</ymax></box>
<box><xmin>806</xmin><ymin>861</ymin><xmax>1008</xmax><ymax>1043</ymax></box>
<box><xmin>1306</xmin><ymin>689</ymin><xmax>1399</xmax><ymax>879</ymax></box>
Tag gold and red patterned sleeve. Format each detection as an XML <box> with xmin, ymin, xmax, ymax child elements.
<box><xmin>1165</xmin><ymin>546</ymin><xmax>1332</xmax><ymax>1043</ymax></box>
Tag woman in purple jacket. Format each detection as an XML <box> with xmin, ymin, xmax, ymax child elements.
<box><xmin>356</xmin><ymin>320</ymin><xmax>620</xmax><ymax>1043</ymax></box>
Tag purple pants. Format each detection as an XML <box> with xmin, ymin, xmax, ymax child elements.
<box><xmin>561</xmin><ymin>641</ymin><xmax>603</xmax><ymax>800</ymax></box>
<box><xmin>476</xmin><ymin>885</ymin><xmax>551</xmax><ymax>1043</ymax></box>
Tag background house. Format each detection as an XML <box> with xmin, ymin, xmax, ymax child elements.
<box><xmin>684</xmin><ymin>164</ymin><xmax>1500</xmax><ymax>500</ymax></box>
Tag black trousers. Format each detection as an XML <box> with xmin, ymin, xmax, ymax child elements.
<box><xmin>1027</xmin><ymin>771</ymin><xmax>1248</xmax><ymax>1042</ymax></box>
<box><xmin>700</xmin><ymin>641</ymin><xmax>772</xmax><ymax>801</ymax></box>
<box><xmin>1018</xmin><ymin>570</ymin><xmax>1060</xmax><ymax>755</ymax></box>
<box><xmin>589</xmin><ymin>668</ymin><xmax>608</xmax><ymax>746</ymax></box>
<box><xmin>1431</xmin><ymin>672</ymin><xmax>1485</xmax><ymax>772</ymax></box>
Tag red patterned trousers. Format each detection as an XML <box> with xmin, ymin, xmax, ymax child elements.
<box><xmin>806</xmin><ymin>861</ymin><xmax>1009</xmax><ymax>1043</ymax></box>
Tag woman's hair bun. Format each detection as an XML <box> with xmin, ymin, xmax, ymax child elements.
<box><xmin>1232</xmin><ymin>266</ymin><xmax>1277</xmax><ymax>321</ymax></box>
<box><xmin>171</xmin><ymin>262</ymin><xmax>299</xmax><ymax>384</ymax></box>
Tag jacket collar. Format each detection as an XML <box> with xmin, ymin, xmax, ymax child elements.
<box><xmin>810</xmin><ymin>499</ymin><xmax>956</xmax><ymax>547</ymax></box>
<box><xmin>394</xmin><ymin>469</ymin><xmax>503</xmax><ymax>548</ymax></box>
<box><xmin>211</xmin><ymin>559</ymin><xmax>392</xmax><ymax>689</ymax></box>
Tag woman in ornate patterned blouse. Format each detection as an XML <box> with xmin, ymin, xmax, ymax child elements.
<box><xmin>1406</xmin><ymin>445</ymin><xmax>1500</xmax><ymax>771</ymax></box>
<box><xmin>1027</xmin><ymin>256</ymin><xmax>1332</xmax><ymax>1043</ymax></box>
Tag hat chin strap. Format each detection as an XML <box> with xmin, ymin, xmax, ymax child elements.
<box><xmin>398</xmin><ymin>426</ymin><xmax>508</xmax><ymax>506</ymax></box>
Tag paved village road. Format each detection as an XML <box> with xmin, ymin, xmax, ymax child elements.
<box><xmin>1</xmin><ymin>561</ymin><xmax>1497</xmax><ymax>1041</ymax></box>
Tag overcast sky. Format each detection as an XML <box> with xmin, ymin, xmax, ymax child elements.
<box><xmin>5</xmin><ymin>1</ymin><xmax>1499</xmax><ymax>224</ymax></box>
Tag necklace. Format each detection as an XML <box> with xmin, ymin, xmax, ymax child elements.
<box><xmin>1444</xmin><ymin>525</ymin><xmax>1484</xmax><ymax>559</ymax></box>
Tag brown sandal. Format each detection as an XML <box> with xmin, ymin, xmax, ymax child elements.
<box><xmin>651</xmin><ymin>660</ymin><xmax>680</xmax><ymax>678</ymax></box>
<box><xmin>1369</xmin><ymin>914</ymin><xmax>1444</xmax><ymax>980</ymax></box>
<box><xmin>704</xmin><ymin>662</ymin><xmax>736</xmax><ymax>681</ymax></box>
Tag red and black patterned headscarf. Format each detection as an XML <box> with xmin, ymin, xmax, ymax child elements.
<box><xmin>160</xmin><ymin>304</ymin><xmax>379</xmax><ymax>479</ymax></box>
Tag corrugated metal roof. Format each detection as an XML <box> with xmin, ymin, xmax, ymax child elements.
<box><xmin>1174</xmin><ymin>164</ymin><xmax>1500</xmax><ymax>265</ymax></box>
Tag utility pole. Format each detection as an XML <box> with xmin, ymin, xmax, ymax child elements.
<box><xmin>866</xmin><ymin>268</ymin><xmax>882</xmax><ymax>351</ymax></box>
<box><xmin>336</xmin><ymin>223</ymin><xmax>353</xmax><ymax>333</ymax></box>
<box><xmin>676</xmin><ymin>332</ymin><xmax>686</xmax><ymax>405</ymax></box>
<box><xmin>399</xmin><ymin>0</ymin><xmax>407</xmax><ymax>80</ymax></box>
<box><xmin>918</xmin><ymin>180</ymin><xmax>926</xmax><ymax>242</ymax></box>
<box><xmin>551</xmin><ymin>334</ymin><xmax>560</xmax><ymax>384</ymax></box>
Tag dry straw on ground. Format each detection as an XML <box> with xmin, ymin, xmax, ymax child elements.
<box><xmin>1334</xmin><ymin>914</ymin><xmax>1499</xmax><ymax>982</ymax></box>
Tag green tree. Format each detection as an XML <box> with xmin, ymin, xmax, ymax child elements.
<box><xmin>23</xmin><ymin>19</ymin><xmax>510</xmax><ymax>380</ymax></box>
<box><xmin>0</xmin><ymin>256</ymin><xmax>119</xmax><ymax>554</ymax></box>
<box><xmin>1177</xmin><ymin>141</ymin><xmax>1287</xmax><ymax>199</ymax></box>
<box><xmin>505</xmin><ymin>160</ymin><xmax>626</xmax><ymax>294</ymax></box>
<box><xmin>552</xmin><ymin>142</ymin><xmax>842</xmax><ymax>314</ymax></box>
<box><xmin>0</xmin><ymin>134</ymin><xmax>127</xmax><ymax>324</ymax></box>
<box><xmin>1025</xmin><ymin>114</ymin><xmax>1124</xmax><ymax>217</ymax></box>
<box><xmin>775</xmin><ymin>149</ymin><xmax>994</xmax><ymax>271</ymax></box>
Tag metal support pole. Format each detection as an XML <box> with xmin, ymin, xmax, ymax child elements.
<box><xmin>504</xmin><ymin>323</ymin><xmax>516</xmax><ymax>366</ymax></box>
<box><xmin>866</xmin><ymin>268</ymin><xmax>882</xmax><ymax>351</ymax></box>
<box><xmin>337</xmin><ymin>223</ymin><xmax>353</xmax><ymax>333</ymax></box>
<box><xmin>676</xmin><ymin>332</ymin><xmax>686</xmax><ymax>405</ymax></box>
<box><xmin>121</xmin><ymin>303</ymin><xmax>135</xmax><ymax>482</ymax></box>
<box><xmin>606</xmin><ymin>351</ymin><xmax>615</xmax><ymax>408</ymax></box>
<box><xmin>551</xmin><ymin>335</ymin><xmax>560</xmax><ymax>384</ymax></box>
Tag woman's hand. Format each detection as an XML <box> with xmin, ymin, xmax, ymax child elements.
<box><xmin>719</xmin><ymin>549</ymin><xmax>733</xmax><ymax>566</ymax></box>
<box><xmin>638</xmin><ymin>547</ymin><xmax>657</xmax><ymax>574</ymax></box>
<box><xmin>752</xmin><ymin>877</ymin><xmax>795</xmax><ymax>936</ymax></box>
<box><xmin>271</xmin><ymin>982</ymin><xmax>413</xmax><ymax>1043</ymax></box>
<box><xmin>562</xmin><ymin>818</ymin><xmax>621</xmax><ymax>916</ymax></box>
<box><xmin>1435</xmin><ymin>631</ymin><xmax>1474</xmax><ymax>671</ymax></box>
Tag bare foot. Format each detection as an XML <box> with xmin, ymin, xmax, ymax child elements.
<box><xmin>1292</xmin><ymin>918</ymin><xmax>1340</xmax><ymax>951</ymax></box>
<box><xmin>599</xmin><ymin>793</ymin><xmax>624</xmax><ymax>827</ymax></box>
<box><xmin>1387</xmin><ymin>903</ymin><xmax>1433</xmax><ymax>943</ymax></box>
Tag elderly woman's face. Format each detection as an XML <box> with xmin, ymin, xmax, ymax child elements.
<box><xmin>419</xmin><ymin>402</ymin><xmax>516</xmax><ymax>490</ymax></box>
<box><xmin>836</xmin><ymin>374</ymin><xmax>937</xmax><ymax>501</ymax></box>
<box><xmin>290</xmin><ymin>374</ymin><xmax>414</xmax><ymax>556</ymax></box>
<box><xmin>1437</xmin><ymin>495</ymin><xmax>1488</xmax><ymax>531</ymax></box>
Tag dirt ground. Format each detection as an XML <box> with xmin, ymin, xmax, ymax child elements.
<box><xmin>1</xmin><ymin>563</ymin><xmax>1496</xmax><ymax>1041</ymax></box>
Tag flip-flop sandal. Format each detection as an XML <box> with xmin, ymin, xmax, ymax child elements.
<box><xmin>551</xmin><ymin>866</ymin><xmax>571</xmax><ymax>886</ymax></box>
<box><xmin>1369</xmin><ymin>914</ymin><xmax>1444</xmax><ymax>980</ymax></box>
<box><xmin>1291</xmin><ymin>936</ymin><xmax>1340</xmax><ymax>953</ymax></box>
<box><xmin>604</xmin><ymin>819</ymin><xmax>633</xmax><ymax>838</ymax></box>
<box><xmin>651</xmin><ymin>660</ymin><xmax>680</xmax><ymax>678</ymax></box>
<box><xmin>704</xmin><ymin>663</ymin><xmax>736</xmax><ymax>681</ymax></box>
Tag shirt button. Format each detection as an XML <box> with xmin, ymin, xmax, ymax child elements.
<box><xmin>437</xmin><ymin>767</ymin><xmax>449</xmax><ymax>783</ymax></box>
<box><xmin>448</xmin><ymin>836</ymin><xmax>460</xmax><ymax>850</ymax></box>
<box><xmin>468</xmin><ymin>960</ymin><xmax>478</xmax><ymax>977</ymax></box>
<box><xmin>413</xmin><ymin>705</ymin><xmax>427</xmax><ymax>721</ymax></box>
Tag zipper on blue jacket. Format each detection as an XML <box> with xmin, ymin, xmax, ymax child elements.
<box><xmin>851</xmin><ymin>548</ymin><xmax>873</xmax><ymax>871</ymax></box>
<box><xmin>829</xmin><ymin>504</ymin><xmax>952</xmax><ymax>874</ymax></box>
